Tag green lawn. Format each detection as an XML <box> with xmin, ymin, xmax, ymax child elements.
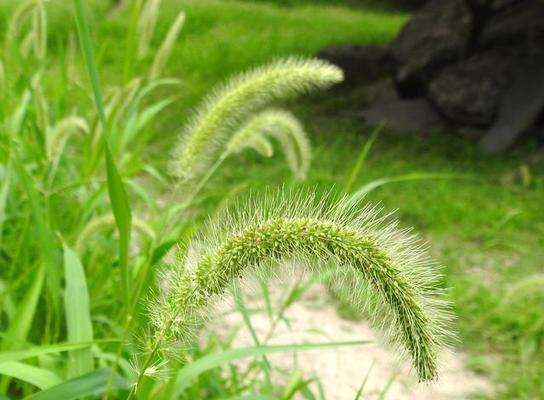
<box><xmin>1</xmin><ymin>0</ymin><xmax>543</xmax><ymax>398</ymax></box>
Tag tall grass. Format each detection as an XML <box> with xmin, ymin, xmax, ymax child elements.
<box><xmin>2</xmin><ymin>0</ymin><xmax>542</xmax><ymax>399</ymax></box>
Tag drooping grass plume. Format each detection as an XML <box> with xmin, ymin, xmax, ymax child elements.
<box><xmin>31</xmin><ymin>75</ymin><xmax>49</xmax><ymax>133</ymax></box>
<box><xmin>147</xmin><ymin>191</ymin><xmax>453</xmax><ymax>382</ymax></box>
<box><xmin>149</xmin><ymin>11</ymin><xmax>186</xmax><ymax>80</ymax></box>
<box><xmin>6</xmin><ymin>0</ymin><xmax>37</xmax><ymax>43</ymax></box>
<box><xmin>227</xmin><ymin>109</ymin><xmax>311</xmax><ymax>179</ymax></box>
<box><xmin>500</xmin><ymin>274</ymin><xmax>544</xmax><ymax>307</ymax></box>
<box><xmin>32</xmin><ymin>0</ymin><xmax>47</xmax><ymax>58</ymax></box>
<box><xmin>47</xmin><ymin>116</ymin><xmax>89</xmax><ymax>161</ymax></box>
<box><xmin>137</xmin><ymin>0</ymin><xmax>162</xmax><ymax>59</ymax></box>
<box><xmin>243</xmin><ymin>134</ymin><xmax>274</xmax><ymax>158</ymax></box>
<box><xmin>75</xmin><ymin>213</ymin><xmax>155</xmax><ymax>254</ymax></box>
<box><xmin>169</xmin><ymin>58</ymin><xmax>342</xmax><ymax>183</ymax></box>
<box><xmin>6</xmin><ymin>0</ymin><xmax>47</xmax><ymax>58</ymax></box>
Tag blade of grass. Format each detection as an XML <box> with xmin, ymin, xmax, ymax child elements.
<box><xmin>12</xmin><ymin>156</ymin><xmax>60</xmax><ymax>322</ymax></box>
<box><xmin>0</xmin><ymin>263</ymin><xmax>45</xmax><ymax>391</ymax></box>
<box><xmin>0</xmin><ymin>340</ymin><xmax>118</xmax><ymax>363</ymax></box>
<box><xmin>1</xmin><ymin>264</ymin><xmax>45</xmax><ymax>351</ymax></box>
<box><xmin>123</xmin><ymin>0</ymin><xmax>143</xmax><ymax>83</ymax></box>
<box><xmin>73</xmin><ymin>0</ymin><xmax>132</xmax><ymax>306</ymax></box>
<box><xmin>62</xmin><ymin>243</ymin><xmax>94</xmax><ymax>377</ymax></box>
<box><xmin>0</xmin><ymin>361</ymin><xmax>62</xmax><ymax>390</ymax></box>
<box><xmin>341</xmin><ymin>123</ymin><xmax>383</xmax><ymax>196</ymax></box>
<box><xmin>0</xmin><ymin>163</ymin><xmax>11</xmax><ymax>248</ymax></box>
<box><xmin>346</xmin><ymin>172</ymin><xmax>466</xmax><ymax>207</ymax></box>
<box><xmin>174</xmin><ymin>341</ymin><xmax>369</xmax><ymax>394</ymax></box>
<box><xmin>25</xmin><ymin>368</ymin><xmax>130</xmax><ymax>400</ymax></box>
<box><xmin>232</xmin><ymin>283</ymin><xmax>272</xmax><ymax>387</ymax></box>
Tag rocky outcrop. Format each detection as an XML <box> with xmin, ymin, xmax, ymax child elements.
<box><xmin>318</xmin><ymin>0</ymin><xmax>544</xmax><ymax>152</ymax></box>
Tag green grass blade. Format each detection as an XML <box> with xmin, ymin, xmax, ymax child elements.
<box><xmin>73</xmin><ymin>0</ymin><xmax>132</xmax><ymax>305</ymax></box>
<box><xmin>25</xmin><ymin>368</ymin><xmax>130</xmax><ymax>400</ymax></box>
<box><xmin>62</xmin><ymin>243</ymin><xmax>94</xmax><ymax>377</ymax></box>
<box><xmin>0</xmin><ymin>361</ymin><xmax>62</xmax><ymax>390</ymax></box>
<box><xmin>12</xmin><ymin>156</ymin><xmax>60</xmax><ymax>318</ymax></box>
<box><xmin>175</xmin><ymin>341</ymin><xmax>369</xmax><ymax>393</ymax></box>
<box><xmin>347</xmin><ymin>172</ymin><xmax>465</xmax><ymax>206</ymax></box>
<box><xmin>342</xmin><ymin>123</ymin><xmax>382</xmax><ymax>196</ymax></box>
<box><xmin>0</xmin><ymin>163</ymin><xmax>11</xmax><ymax>248</ymax></box>
<box><xmin>232</xmin><ymin>284</ymin><xmax>272</xmax><ymax>386</ymax></box>
<box><xmin>2</xmin><ymin>264</ymin><xmax>45</xmax><ymax>351</ymax></box>
<box><xmin>123</xmin><ymin>0</ymin><xmax>142</xmax><ymax>82</ymax></box>
<box><xmin>0</xmin><ymin>341</ymin><xmax>117</xmax><ymax>364</ymax></box>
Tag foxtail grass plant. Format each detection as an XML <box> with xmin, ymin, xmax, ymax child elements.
<box><xmin>149</xmin><ymin>11</ymin><xmax>186</xmax><ymax>80</ymax></box>
<box><xmin>133</xmin><ymin>191</ymin><xmax>453</xmax><ymax>396</ymax></box>
<box><xmin>137</xmin><ymin>0</ymin><xmax>162</xmax><ymax>59</ymax></box>
<box><xmin>169</xmin><ymin>58</ymin><xmax>342</xmax><ymax>185</ymax></box>
<box><xmin>227</xmin><ymin>109</ymin><xmax>311</xmax><ymax>180</ymax></box>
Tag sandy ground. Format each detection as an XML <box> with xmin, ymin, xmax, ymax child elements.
<box><xmin>207</xmin><ymin>276</ymin><xmax>493</xmax><ymax>399</ymax></box>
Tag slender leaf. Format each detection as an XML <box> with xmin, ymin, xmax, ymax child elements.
<box><xmin>342</xmin><ymin>123</ymin><xmax>382</xmax><ymax>195</ymax></box>
<box><xmin>73</xmin><ymin>0</ymin><xmax>132</xmax><ymax>304</ymax></box>
<box><xmin>0</xmin><ymin>163</ymin><xmax>10</xmax><ymax>247</ymax></box>
<box><xmin>2</xmin><ymin>264</ymin><xmax>45</xmax><ymax>351</ymax></box>
<box><xmin>0</xmin><ymin>361</ymin><xmax>61</xmax><ymax>390</ymax></box>
<box><xmin>25</xmin><ymin>368</ymin><xmax>130</xmax><ymax>400</ymax></box>
<box><xmin>12</xmin><ymin>156</ymin><xmax>60</xmax><ymax>315</ymax></box>
<box><xmin>174</xmin><ymin>341</ymin><xmax>369</xmax><ymax>394</ymax></box>
<box><xmin>63</xmin><ymin>244</ymin><xmax>94</xmax><ymax>377</ymax></box>
<box><xmin>346</xmin><ymin>172</ymin><xmax>465</xmax><ymax>207</ymax></box>
<box><xmin>0</xmin><ymin>341</ymin><xmax>116</xmax><ymax>364</ymax></box>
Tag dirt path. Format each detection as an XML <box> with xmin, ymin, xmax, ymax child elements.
<box><xmin>209</xmin><ymin>278</ymin><xmax>493</xmax><ymax>399</ymax></box>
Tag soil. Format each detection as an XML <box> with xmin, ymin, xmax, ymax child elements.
<box><xmin>207</xmin><ymin>274</ymin><xmax>493</xmax><ymax>399</ymax></box>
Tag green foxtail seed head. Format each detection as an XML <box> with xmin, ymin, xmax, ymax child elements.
<box><xmin>169</xmin><ymin>58</ymin><xmax>342</xmax><ymax>183</ymax></box>
<box><xmin>137</xmin><ymin>0</ymin><xmax>162</xmax><ymax>59</ymax></box>
<box><xmin>227</xmin><ymin>108</ymin><xmax>311</xmax><ymax>179</ymax></box>
<box><xmin>75</xmin><ymin>213</ymin><xmax>155</xmax><ymax>254</ymax></box>
<box><xmin>31</xmin><ymin>74</ymin><xmax>48</xmax><ymax>133</ymax></box>
<box><xmin>149</xmin><ymin>190</ymin><xmax>454</xmax><ymax>382</ymax></box>
<box><xmin>149</xmin><ymin>11</ymin><xmax>186</xmax><ymax>80</ymax></box>
<box><xmin>47</xmin><ymin>116</ymin><xmax>89</xmax><ymax>160</ymax></box>
<box><xmin>32</xmin><ymin>0</ymin><xmax>47</xmax><ymax>58</ymax></box>
<box><xmin>7</xmin><ymin>0</ymin><xmax>36</xmax><ymax>42</ymax></box>
<box><xmin>243</xmin><ymin>134</ymin><xmax>274</xmax><ymax>158</ymax></box>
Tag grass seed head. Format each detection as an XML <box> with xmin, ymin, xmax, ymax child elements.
<box><xmin>149</xmin><ymin>11</ymin><xmax>186</xmax><ymax>80</ymax></box>
<box><xmin>148</xmin><ymin>190</ymin><xmax>454</xmax><ymax>382</ymax></box>
<box><xmin>169</xmin><ymin>58</ymin><xmax>342</xmax><ymax>183</ymax></box>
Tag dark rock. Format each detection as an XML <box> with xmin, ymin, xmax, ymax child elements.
<box><xmin>388</xmin><ymin>0</ymin><xmax>471</xmax><ymax>97</ymax></box>
<box><xmin>360</xmin><ymin>98</ymin><xmax>444</xmax><ymax>134</ymax></box>
<box><xmin>479</xmin><ymin>0</ymin><xmax>544</xmax><ymax>49</ymax></box>
<box><xmin>428</xmin><ymin>48</ymin><xmax>517</xmax><ymax>127</ymax></box>
<box><xmin>318</xmin><ymin>45</ymin><xmax>393</xmax><ymax>87</ymax></box>
<box><xmin>480</xmin><ymin>60</ymin><xmax>544</xmax><ymax>153</ymax></box>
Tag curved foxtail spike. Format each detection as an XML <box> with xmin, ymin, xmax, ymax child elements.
<box><xmin>149</xmin><ymin>190</ymin><xmax>454</xmax><ymax>382</ymax></box>
<box><xmin>226</xmin><ymin>109</ymin><xmax>311</xmax><ymax>179</ymax></box>
<box><xmin>169</xmin><ymin>58</ymin><xmax>342</xmax><ymax>183</ymax></box>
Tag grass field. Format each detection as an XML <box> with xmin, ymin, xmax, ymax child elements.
<box><xmin>1</xmin><ymin>0</ymin><xmax>543</xmax><ymax>398</ymax></box>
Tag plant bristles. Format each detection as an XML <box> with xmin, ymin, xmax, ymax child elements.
<box><xmin>137</xmin><ymin>0</ymin><xmax>162</xmax><ymax>59</ymax></box>
<box><xmin>47</xmin><ymin>116</ymin><xmax>89</xmax><ymax>167</ymax></box>
<box><xmin>149</xmin><ymin>11</ymin><xmax>186</xmax><ymax>80</ymax></box>
<box><xmin>7</xmin><ymin>0</ymin><xmax>37</xmax><ymax>42</ymax></box>
<box><xmin>244</xmin><ymin>134</ymin><xmax>274</xmax><ymax>157</ymax></box>
<box><xmin>149</xmin><ymin>191</ymin><xmax>453</xmax><ymax>382</ymax></box>
<box><xmin>32</xmin><ymin>0</ymin><xmax>47</xmax><ymax>58</ymax></box>
<box><xmin>168</xmin><ymin>58</ymin><xmax>342</xmax><ymax>183</ymax></box>
<box><xmin>226</xmin><ymin>109</ymin><xmax>311</xmax><ymax>178</ymax></box>
<box><xmin>75</xmin><ymin>213</ymin><xmax>156</xmax><ymax>254</ymax></box>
